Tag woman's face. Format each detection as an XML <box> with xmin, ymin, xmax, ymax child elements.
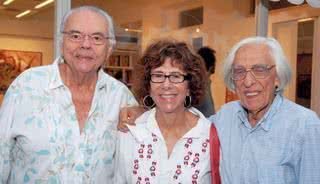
<box><xmin>150</xmin><ymin>58</ymin><xmax>190</xmax><ymax>114</ymax></box>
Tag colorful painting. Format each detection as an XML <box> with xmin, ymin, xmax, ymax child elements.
<box><xmin>0</xmin><ymin>50</ymin><xmax>42</xmax><ymax>94</ymax></box>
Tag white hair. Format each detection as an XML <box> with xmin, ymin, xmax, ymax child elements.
<box><xmin>59</xmin><ymin>5</ymin><xmax>116</xmax><ymax>48</ymax></box>
<box><xmin>223</xmin><ymin>36</ymin><xmax>292</xmax><ymax>93</ymax></box>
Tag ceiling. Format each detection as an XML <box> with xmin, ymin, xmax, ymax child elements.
<box><xmin>0</xmin><ymin>0</ymin><xmax>309</xmax><ymax>20</ymax></box>
<box><xmin>0</xmin><ymin>0</ymin><xmax>54</xmax><ymax>19</ymax></box>
<box><xmin>0</xmin><ymin>0</ymin><xmax>151</xmax><ymax>20</ymax></box>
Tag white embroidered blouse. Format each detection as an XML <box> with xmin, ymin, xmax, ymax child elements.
<box><xmin>114</xmin><ymin>107</ymin><xmax>212</xmax><ymax>184</ymax></box>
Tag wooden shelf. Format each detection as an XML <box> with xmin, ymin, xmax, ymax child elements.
<box><xmin>103</xmin><ymin>50</ymin><xmax>137</xmax><ymax>89</ymax></box>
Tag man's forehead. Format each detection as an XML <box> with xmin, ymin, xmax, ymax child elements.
<box><xmin>234</xmin><ymin>43</ymin><xmax>274</xmax><ymax>64</ymax></box>
<box><xmin>64</xmin><ymin>10</ymin><xmax>108</xmax><ymax>31</ymax></box>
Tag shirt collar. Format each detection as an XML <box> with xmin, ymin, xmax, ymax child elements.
<box><xmin>47</xmin><ymin>57</ymin><xmax>108</xmax><ymax>91</ymax></box>
<box><xmin>127</xmin><ymin>107</ymin><xmax>209</xmax><ymax>143</ymax></box>
<box><xmin>47</xmin><ymin>57</ymin><xmax>64</xmax><ymax>90</ymax></box>
<box><xmin>237</xmin><ymin>93</ymin><xmax>283</xmax><ymax>131</ymax></box>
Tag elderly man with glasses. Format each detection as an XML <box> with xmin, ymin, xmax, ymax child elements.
<box><xmin>118</xmin><ymin>36</ymin><xmax>320</xmax><ymax>184</ymax></box>
<box><xmin>0</xmin><ymin>6</ymin><xmax>137</xmax><ymax>183</ymax></box>
<box><xmin>211</xmin><ymin>36</ymin><xmax>320</xmax><ymax>184</ymax></box>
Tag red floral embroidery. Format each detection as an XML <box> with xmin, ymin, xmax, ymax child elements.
<box><xmin>132</xmin><ymin>132</ymin><xmax>208</xmax><ymax>183</ymax></box>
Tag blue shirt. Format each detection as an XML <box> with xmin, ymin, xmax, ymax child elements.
<box><xmin>0</xmin><ymin>59</ymin><xmax>137</xmax><ymax>184</ymax></box>
<box><xmin>209</xmin><ymin>94</ymin><xmax>320</xmax><ymax>184</ymax></box>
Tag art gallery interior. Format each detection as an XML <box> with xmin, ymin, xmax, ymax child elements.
<box><xmin>0</xmin><ymin>0</ymin><xmax>319</xmax><ymax>116</ymax></box>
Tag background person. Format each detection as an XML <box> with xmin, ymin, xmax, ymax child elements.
<box><xmin>195</xmin><ymin>46</ymin><xmax>216</xmax><ymax>117</ymax></box>
<box><xmin>114</xmin><ymin>40</ymin><xmax>214</xmax><ymax>184</ymax></box>
<box><xmin>0</xmin><ymin>6</ymin><xmax>136</xmax><ymax>183</ymax></box>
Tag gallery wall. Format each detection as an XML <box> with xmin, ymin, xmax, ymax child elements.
<box><xmin>1</xmin><ymin>1</ymin><xmax>320</xmax><ymax>113</ymax></box>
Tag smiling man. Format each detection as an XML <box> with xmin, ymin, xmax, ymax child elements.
<box><xmin>0</xmin><ymin>6</ymin><xmax>137</xmax><ymax>183</ymax></box>
<box><xmin>211</xmin><ymin>36</ymin><xmax>320</xmax><ymax>184</ymax></box>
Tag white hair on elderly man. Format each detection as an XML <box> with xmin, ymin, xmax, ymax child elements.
<box><xmin>223</xmin><ymin>36</ymin><xmax>292</xmax><ymax>93</ymax></box>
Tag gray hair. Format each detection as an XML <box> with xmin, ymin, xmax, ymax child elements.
<box><xmin>223</xmin><ymin>36</ymin><xmax>292</xmax><ymax>93</ymax></box>
<box><xmin>60</xmin><ymin>5</ymin><xmax>116</xmax><ymax>47</ymax></box>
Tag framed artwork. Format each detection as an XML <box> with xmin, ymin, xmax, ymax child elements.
<box><xmin>0</xmin><ymin>49</ymin><xmax>42</xmax><ymax>94</ymax></box>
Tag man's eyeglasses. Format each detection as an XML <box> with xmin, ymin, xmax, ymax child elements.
<box><xmin>150</xmin><ymin>73</ymin><xmax>191</xmax><ymax>83</ymax></box>
<box><xmin>62</xmin><ymin>31</ymin><xmax>111</xmax><ymax>45</ymax></box>
<box><xmin>231</xmin><ymin>64</ymin><xmax>275</xmax><ymax>81</ymax></box>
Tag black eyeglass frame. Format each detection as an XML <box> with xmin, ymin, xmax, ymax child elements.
<box><xmin>150</xmin><ymin>73</ymin><xmax>191</xmax><ymax>83</ymax></box>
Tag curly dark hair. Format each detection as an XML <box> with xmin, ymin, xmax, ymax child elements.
<box><xmin>133</xmin><ymin>39</ymin><xmax>207</xmax><ymax>107</ymax></box>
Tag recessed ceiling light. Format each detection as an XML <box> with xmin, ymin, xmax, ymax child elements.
<box><xmin>16</xmin><ymin>10</ymin><xmax>31</xmax><ymax>18</ymax></box>
<box><xmin>3</xmin><ymin>0</ymin><xmax>15</xmax><ymax>6</ymax></box>
<box><xmin>35</xmin><ymin>0</ymin><xmax>54</xmax><ymax>9</ymax></box>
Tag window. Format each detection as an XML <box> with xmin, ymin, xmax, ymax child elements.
<box><xmin>179</xmin><ymin>7</ymin><xmax>203</xmax><ymax>28</ymax></box>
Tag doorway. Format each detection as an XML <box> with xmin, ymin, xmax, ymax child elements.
<box><xmin>272</xmin><ymin>18</ymin><xmax>318</xmax><ymax>110</ymax></box>
<box><xmin>296</xmin><ymin>20</ymin><xmax>314</xmax><ymax>108</ymax></box>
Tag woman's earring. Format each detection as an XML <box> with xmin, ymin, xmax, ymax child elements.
<box><xmin>143</xmin><ymin>95</ymin><xmax>156</xmax><ymax>109</ymax></box>
<box><xmin>184</xmin><ymin>95</ymin><xmax>192</xmax><ymax>108</ymax></box>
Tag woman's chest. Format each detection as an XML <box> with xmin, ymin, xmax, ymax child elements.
<box><xmin>129</xmin><ymin>136</ymin><xmax>211</xmax><ymax>184</ymax></box>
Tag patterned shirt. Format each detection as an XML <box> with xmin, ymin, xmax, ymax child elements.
<box><xmin>0</xmin><ymin>58</ymin><xmax>137</xmax><ymax>184</ymax></box>
<box><xmin>114</xmin><ymin>108</ymin><xmax>212</xmax><ymax>184</ymax></box>
<box><xmin>209</xmin><ymin>94</ymin><xmax>320</xmax><ymax>184</ymax></box>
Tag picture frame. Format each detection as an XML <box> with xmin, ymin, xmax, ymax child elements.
<box><xmin>0</xmin><ymin>49</ymin><xmax>42</xmax><ymax>94</ymax></box>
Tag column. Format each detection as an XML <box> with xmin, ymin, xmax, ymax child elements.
<box><xmin>255</xmin><ymin>0</ymin><xmax>269</xmax><ymax>37</ymax></box>
<box><xmin>54</xmin><ymin>0</ymin><xmax>71</xmax><ymax>59</ymax></box>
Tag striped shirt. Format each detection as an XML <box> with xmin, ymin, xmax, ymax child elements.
<box><xmin>209</xmin><ymin>94</ymin><xmax>320</xmax><ymax>184</ymax></box>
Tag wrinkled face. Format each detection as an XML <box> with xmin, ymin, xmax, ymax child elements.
<box><xmin>150</xmin><ymin>58</ymin><xmax>190</xmax><ymax>114</ymax></box>
<box><xmin>61</xmin><ymin>9</ymin><xmax>112</xmax><ymax>75</ymax></box>
<box><xmin>233</xmin><ymin>43</ymin><xmax>279</xmax><ymax>114</ymax></box>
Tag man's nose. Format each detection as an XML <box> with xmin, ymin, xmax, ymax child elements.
<box><xmin>243</xmin><ymin>70</ymin><xmax>256</xmax><ymax>87</ymax></box>
<box><xmin>80</xmin><ymin>35</ymin><xmax>93</xmax><ymax>48</ymax></box>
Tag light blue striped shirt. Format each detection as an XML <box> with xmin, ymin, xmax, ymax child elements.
<box><xmin>209</xmin><ymin>94</ymin><xmax>320</xmax><ymax>184</ymax></box>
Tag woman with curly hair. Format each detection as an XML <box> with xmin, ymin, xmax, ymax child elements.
<box><xmin>114</xmin><ymin>40</ymin><xmax>217</xmax><ymax>184</ymax></box>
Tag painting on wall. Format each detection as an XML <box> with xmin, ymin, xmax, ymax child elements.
<box><xmin>0</xmin><ymin>50</ymin><xmax>42</xmax><ymax>94</ymax></box>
